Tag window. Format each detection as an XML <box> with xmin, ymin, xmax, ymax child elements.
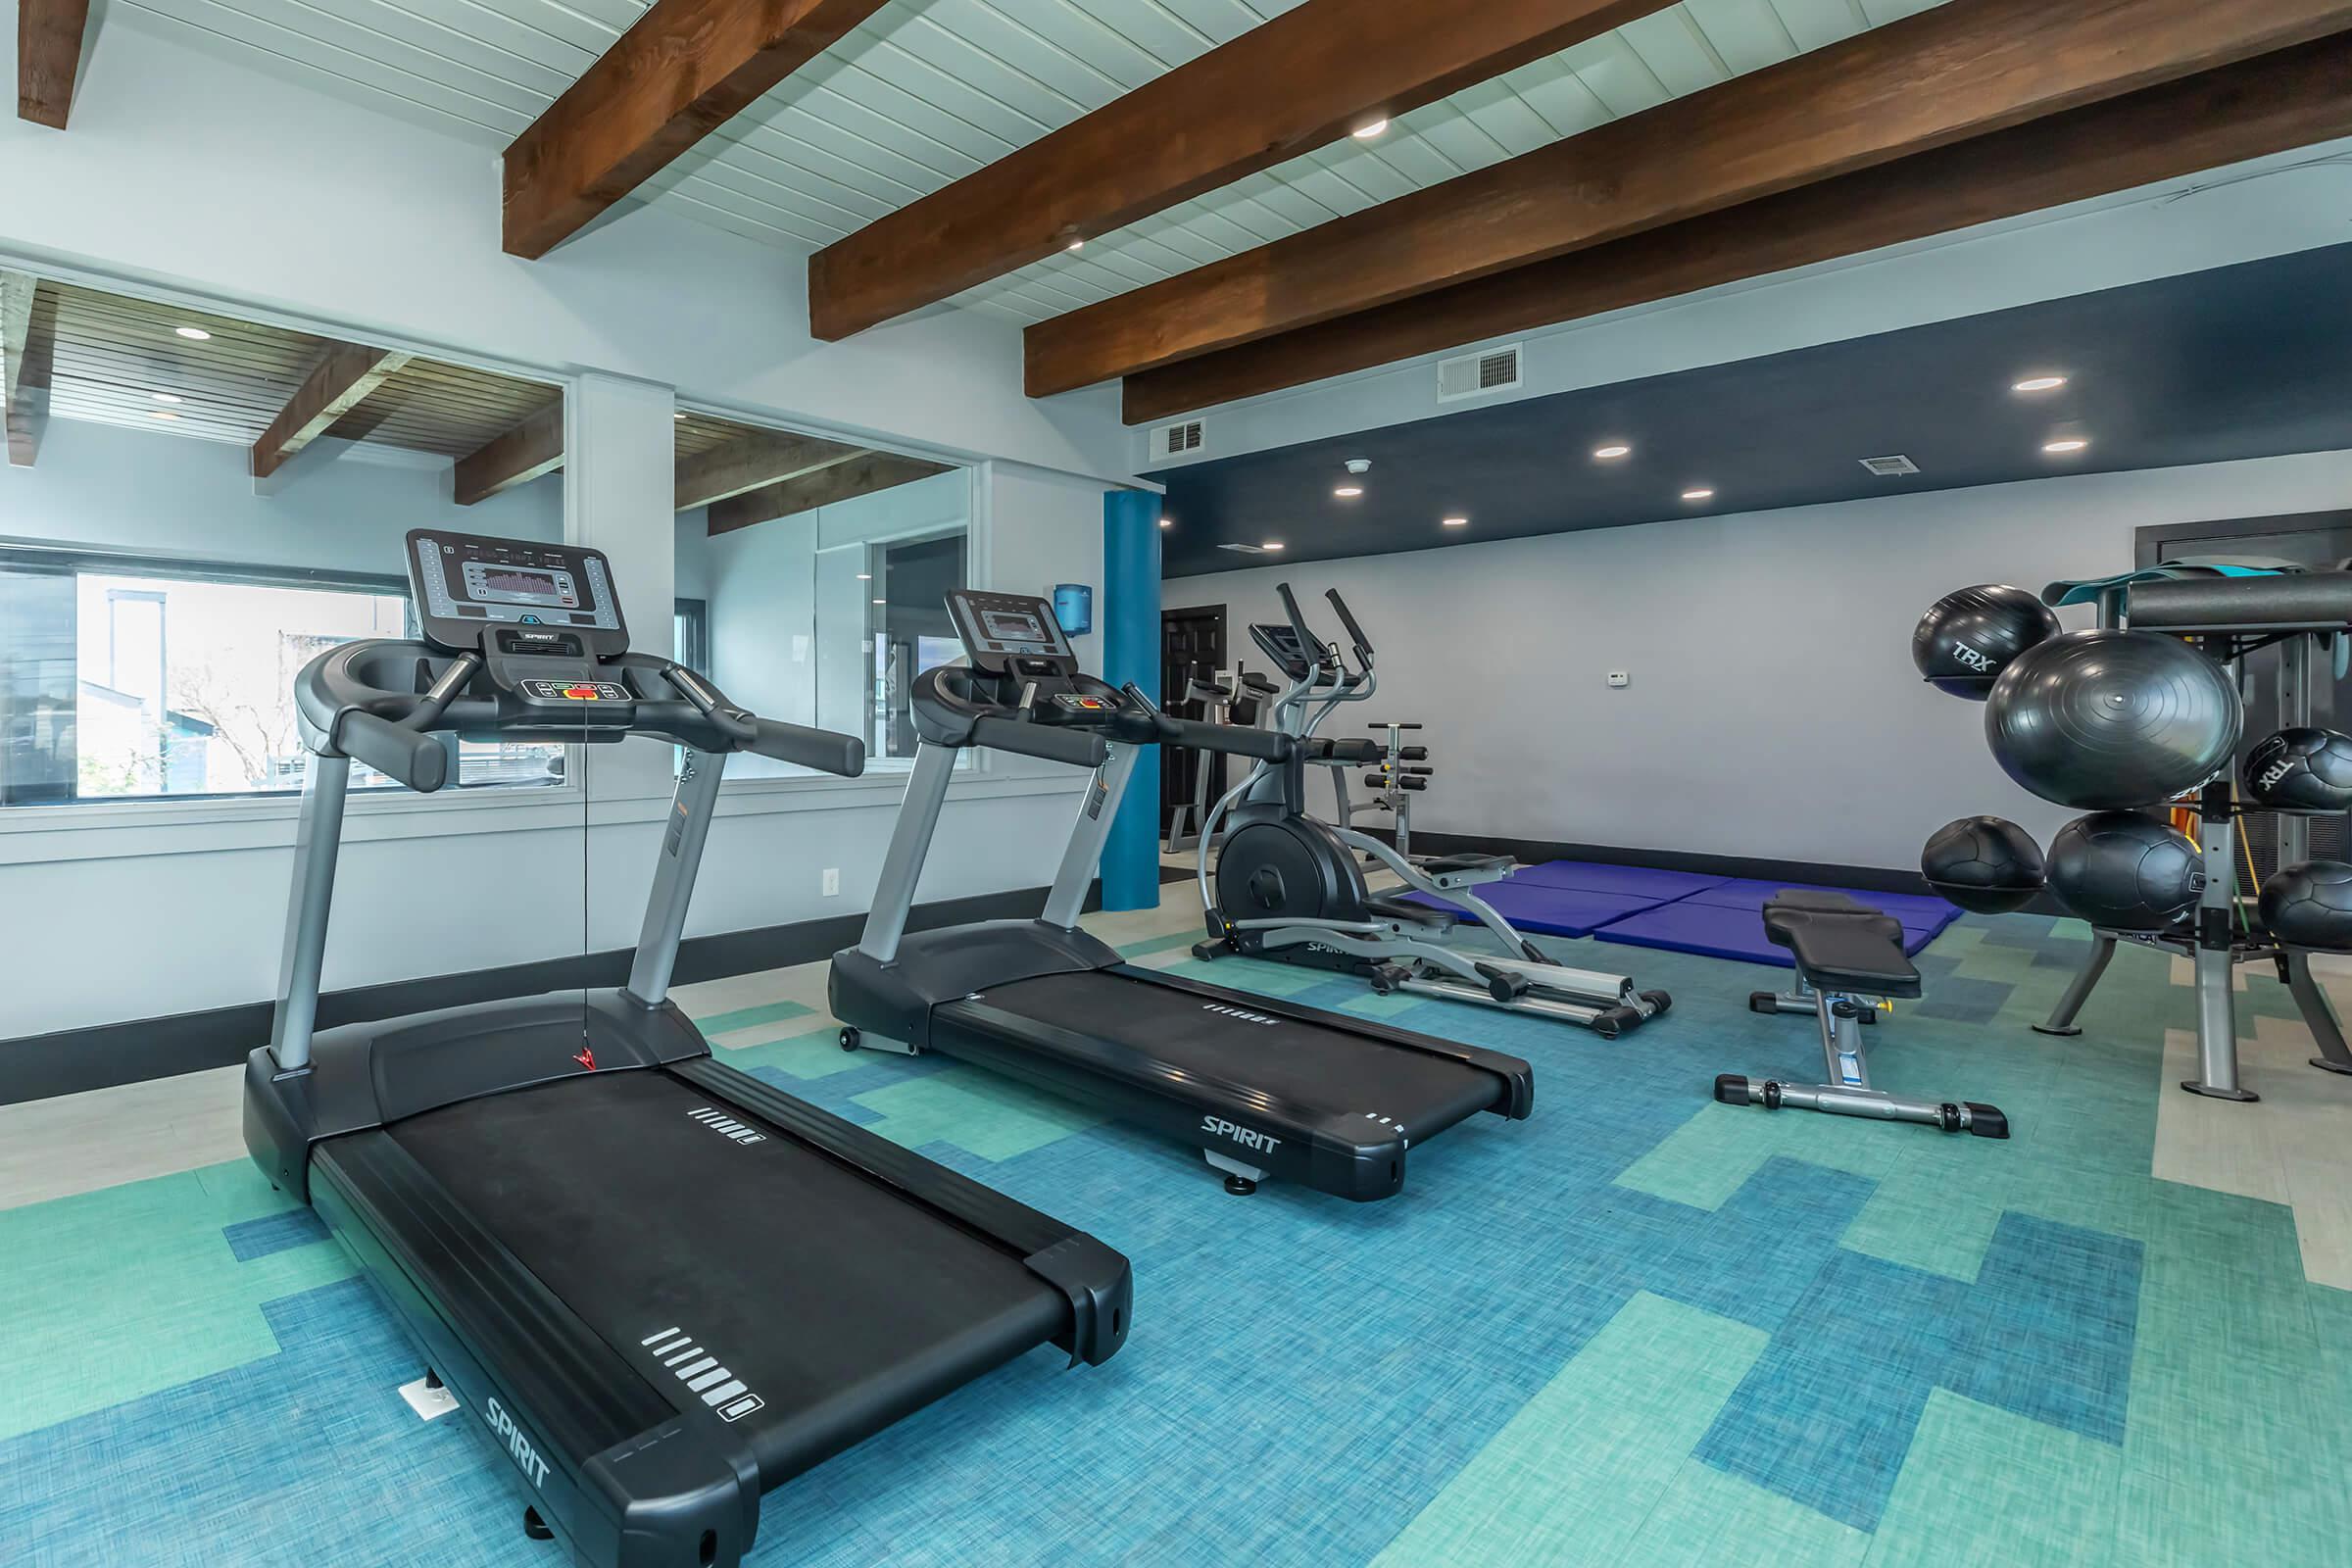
<box><xmin>0</xmin><ymin>552</ymin><xmax>563</xmax><ymax>808</ymax></box>
<box><xmin>674</xmin><ymin>598</ymin><xmax>710</xmax><ymax>676</ymax></box>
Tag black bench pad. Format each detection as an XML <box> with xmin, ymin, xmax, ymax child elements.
<box><xmin>1763</xmin><ymin>892</ymin><xmax>1923</xmax><ymax>998</ymax></box>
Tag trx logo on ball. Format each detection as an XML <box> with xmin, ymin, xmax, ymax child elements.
<box><xmin>1201</xmin><ymin>1115</ymin><xmax>1281</xmax><ymax>1154</ymax></box>
<box><xmin>1951</xmin><ymin>644</ymin><xmax>1996</xmax><ymax>673</ymax></box>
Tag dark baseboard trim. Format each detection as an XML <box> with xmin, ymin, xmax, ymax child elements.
<box><xmin>1400</xmin><ymin>831</ymin><xmax>1944</xmax><ymax>899</ymax></box>
<box><xmin>1389</xmin><ymin>831</ymin><xmax>2068</xmax><ymax>915</ymax></box>
<box><xmin>1</xmin><ymin>880</ymin><xmax>1096</xmax><ymax>1108</ymax></box>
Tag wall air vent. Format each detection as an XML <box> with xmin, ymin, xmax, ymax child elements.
<box><xmin>1152</xmin><ymin>419</ymin><xmax>1207</xmax><ymax>463</ymax></box>
<box><xmin>1437</xmin><ymin>344</ymin><xmax>1524</xmax><ymax>404</ymax></box>
<box><xmin>1860</xmin><ymin>455</ymin><xmax>1922</xmax><ymax>477</ymax></box>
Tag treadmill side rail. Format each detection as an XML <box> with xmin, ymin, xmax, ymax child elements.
<box><xmin>673</xmin><ymin>1056</ymin><xmax>1134</xmax><ymax>1364</ymax></box>
<box><xmin>312</xmin><ymin>1132</ymin><xmax>761</xmax><ymax>1568</ymax></box>
<box><xmin>1123</xmin><ymin>964</ymin><xmax>1537</xmax><ymax>1121</ymax></box>
<box><xmin>931</xmin><ymin>1000</ymin><xmax>1416</xmax><ymax>1201</ymax></box>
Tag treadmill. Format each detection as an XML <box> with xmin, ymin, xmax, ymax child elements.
<box><xmin>244</xmin><ymin>531</ymin><xmax>1130</xmax><ymax>1568</ymax></box>
<box><xmin>829</xmin><ymin>588</ymin><xmax>1534</xmax><ymax>1200</ymax></box>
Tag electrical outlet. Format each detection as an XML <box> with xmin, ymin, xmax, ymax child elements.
<box><xmin>1607</xmin><ymin>671</ymin><xmax>1631</xmax><ymax>689</ymax></box>
<box><xmin>822</xmin><ymin>868</ymin><xmax>841</xmax><ymax>897</ymax></box>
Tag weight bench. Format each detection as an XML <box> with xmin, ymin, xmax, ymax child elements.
<box><xmin>1715</xmin><ymin>891</ymin><xmax>2008</xmax><ymax>1139</ymax></box>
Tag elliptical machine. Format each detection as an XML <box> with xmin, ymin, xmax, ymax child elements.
<box><xmin>1191</xmin><ymin>586</ymin><xmax>1671</xmax><ymax>1039</ymax></box>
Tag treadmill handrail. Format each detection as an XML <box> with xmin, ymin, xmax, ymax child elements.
<box><xmin>295</xmin><ymin>639</ymin><xmax>866</xmax><ymax>778</ymax></box>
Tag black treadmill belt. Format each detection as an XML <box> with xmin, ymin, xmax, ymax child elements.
<box><xmin>388</xmin><ymin>1069</ymin><xmax>1064</xmax><ymax>1482</ymax></box>
<box><xmin>973</xmin><ymin>971</ymin><xmax>1504</xmax><ymax>1128</ymax></box>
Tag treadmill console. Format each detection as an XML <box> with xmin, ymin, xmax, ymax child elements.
<box><xmin>410</xmin><ymin>529</ymin><xmax>628</xmax><ymax>658</ymax></box>
<box><xmin>946</xmin><ymin>589</ymin><xmax>1077</xmax><ymax>677</ymax></box>
<box><xmin>408</xmin><ymin>529</ymin><xmax>636</xmax><ymax>725</ymax></box>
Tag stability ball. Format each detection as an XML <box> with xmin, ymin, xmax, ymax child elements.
<box><xmin>1921</xmin><ymin>816</ymin><xmax>2046</xmax><ymax>914</ymax></box>
<box><xmin>1984</xmin><ymin>629</ymin><xmax>2242</xmax><ymax>809</ymax></box>
<box><xmin>1913</xmin><ymin>584</ymin><xmax>2064</xmax><ymax>700</ymax></box>
<box><xmin>2044</xmin><ymin>811</ymin><xmax>2204</xmax><ymax>932</ymax></box>
<box><xmin>2260</xmin><ymin>861</ymin><xmax>2352</xmax><ymax>952</ymax></box>
<box><xmin>2244</xmin><ymin>728</ymin><xmax>2352</xmax><ymax>813</ymax></box>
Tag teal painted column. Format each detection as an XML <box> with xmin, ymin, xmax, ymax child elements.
<box><xmin>1102</xmin><ymin>488</ymin><xmax>1164</xmax><ymax>911</ymax></box>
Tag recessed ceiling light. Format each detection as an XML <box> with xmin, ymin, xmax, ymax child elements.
<box><xmin>673</xmin><ymin>412</ymin><xmax>687</xmax><ymax>420</ymax></box>
<box><xmin>1352</xmin><ymin>119</ymin><xmax>1390</xmax><ymax>139</ymax></box>
<box><xmin>174</xmin><ymin>326</ymin><xmax>212</xmax><ymax>341</ymax></box>
<box><xmin>1262</xmin><ymin>541</ymin><xmax>1286</xmax><ymax>553</ymax></box>
<box><xmin>1067</xmin><ymin>239</ymin><xmax>1085</xmax><ymax>253</ymax></box>
<box><xmin>1158</xmin><ymin>517</ymin><xmax>1174</xmax><ymax>528</ymax></box>
<box><xmin>872</xmin><ymin>598</ymin><xmax>887</xmax><ymax>605</ymax></box>
<box><xmin>1594</xmin><ymin>443</ymin><xmax>1632</xmax><ymax>461</ymax></box>
<box><xmin>149</xmin><ymin>410</ymin><xmax>180</xmax><ymax>419</ymax></box>
<box><xmin>856</xmin><ymin>573</ymin><xmax>871</xmax><ymax>580</ymax></box>
<box><xmin>1334</xmin><ymin>485</ymin><xmax>1364</xmax><ymax>499</ymax></box>
<box><xmin>1442</xmin><ymin>516</ymin><xmax>1468</xmax><ymax>528</ymax></box>
<box><xmin>1682</xmin><ymin>487</ymin><xmax>1715</xmax><ymax>503</ymax></box>
<box><xmin>2013</xmin><ymin>374</ymin><xmax>2068</xmax><ymax>393</ymax></box>
<box><xmin>2043</xmin><ymin>438</ymin><xmax>2091</xmax><ymax>455</ymax></box>
<box><xmin>152</xmin><ymin>392</ymin><xmax>182</xmax><ymax>404</ymax></box>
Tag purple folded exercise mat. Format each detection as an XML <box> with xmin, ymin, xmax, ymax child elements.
<box><xmin>1399</xmin><ymin>860</ymin><xmax>1960</xmax><ymax>965</ymax></box>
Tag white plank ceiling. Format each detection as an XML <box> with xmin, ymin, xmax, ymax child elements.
<box><xmin>119</xmin><ymin>0</ymin><xmax>1950</xmax><ymax>324</ymax></box>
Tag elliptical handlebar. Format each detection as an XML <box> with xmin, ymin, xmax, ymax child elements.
<box><xmin>1325</xmin><ymin>590</ymin><xmax>1374</xmax><ymax>668</ymax></box>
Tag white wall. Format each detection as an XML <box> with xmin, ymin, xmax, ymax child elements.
<box><xmin>1167</xmin><ymin>449</ymin><xmax>2352</xmax><ymax>871</ymax></box>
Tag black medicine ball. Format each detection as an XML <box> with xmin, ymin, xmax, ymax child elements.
<box><xmin>1921</xmin><ymin>816</ymin><xmax>2046</xmax><ymax>915</ymax></box>
<box><xmin>2045</xmin><ymin>811</ymin><xmax>2204</xmax><ymax>933</ymax></box>
<box><xmin>2244</xmin><ymin>728</ymin><xmax>2352</xmax><ymax>813</ymax></box>
<box><xmin>2260</xmin><ymin>861</ymin><xmax>2352</xmax><ymax>952</ymax></box>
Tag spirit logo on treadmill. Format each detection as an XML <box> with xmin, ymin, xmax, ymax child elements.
<box><xmin>687</xmin><ymin>1106</ymin><xmax>766</xmax><ymax>1146</ymax></box>
<box><xmin>483</xmin><ymin>1397</ymin><xmax>551</xmax><ymax>1490</ymax></box>
<box><xmin>1202</xmin><ymin>1115</ymin><xmax>1281</xmax><ymax>1154</ymax></box>
<box><xmin>1202</xmin><ymin>1003</ymin><xmax>1278</xmax><ymax>1026</ymax></box>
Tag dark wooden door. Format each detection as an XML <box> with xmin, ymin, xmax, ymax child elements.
<box><xmin>1161</xmin><ymin>606</ymin><xmax>1226</xmax><ymax>833</ymax></box>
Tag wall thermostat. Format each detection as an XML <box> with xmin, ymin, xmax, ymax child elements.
<box><xmin>1607</xmin><ymin>671</ymin><xmax>1631</xmax><ymax>689</ymax></box>
<box><xmin>1053</xmin><ymin>583</ymin><xmax>1095</xmax><ymax>636</ymax></box>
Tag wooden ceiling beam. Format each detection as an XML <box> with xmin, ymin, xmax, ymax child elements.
<box><xmin>18</xmin><ymin>0</ymin><xmax>92</xmax><ymax>129</ymax></box>
<box><xmin>675</xmin><ymin>428</ymin><xmax>866</xmax><ymax>511</ymax></box>
<box><xmin>502</xmin><ymin>0</ymin><xmax>895</xmax><ymax>260</ymax></box>
<box><xmin>709</xmin><ymin>452</ymin><xmax>950</xmax><ymax>535</ymax></box>
<box><xmin>1124</xmin><ymin>35</ymin><xmax>2352</xmax><ymax>424</ymax></box>
<box><xmin>1028</xmin><ymin>0</ymin><xmax>2352</xmax><ymax>397</ymax></box>
<box><xmin>251</xmin><ymin>344</ymin><xmax>414</xmax><ymax>479</ymax></box>
<box><xmin>808</xmin><ymin>0</ymin><xmax>1666</xmax><ymax>340</ymax></box>
<box><xmin>455</xmin><ymin>403</ymin><xmax>566</xmax><ymax>505</ymax></box>
<box><xmin>3</xmin><ymin>271</ymin><xmax>48</xmax><ymax>467</ymax></box>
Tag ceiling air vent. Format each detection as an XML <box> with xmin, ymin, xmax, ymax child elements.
<box><xmin>1860</xmin><ymin>455</ymin><xmax>1922</xmax><ymax>477</ymax></box>
<box><xmin>1152</xmin><ymin>418</ymin><xmax>1207</xmax><ymax>463</ymax></box>
<box><xmin>1437</xmin><ymin>344</ymin><xmax>1524</xmax><ymax>404</ymax></box>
